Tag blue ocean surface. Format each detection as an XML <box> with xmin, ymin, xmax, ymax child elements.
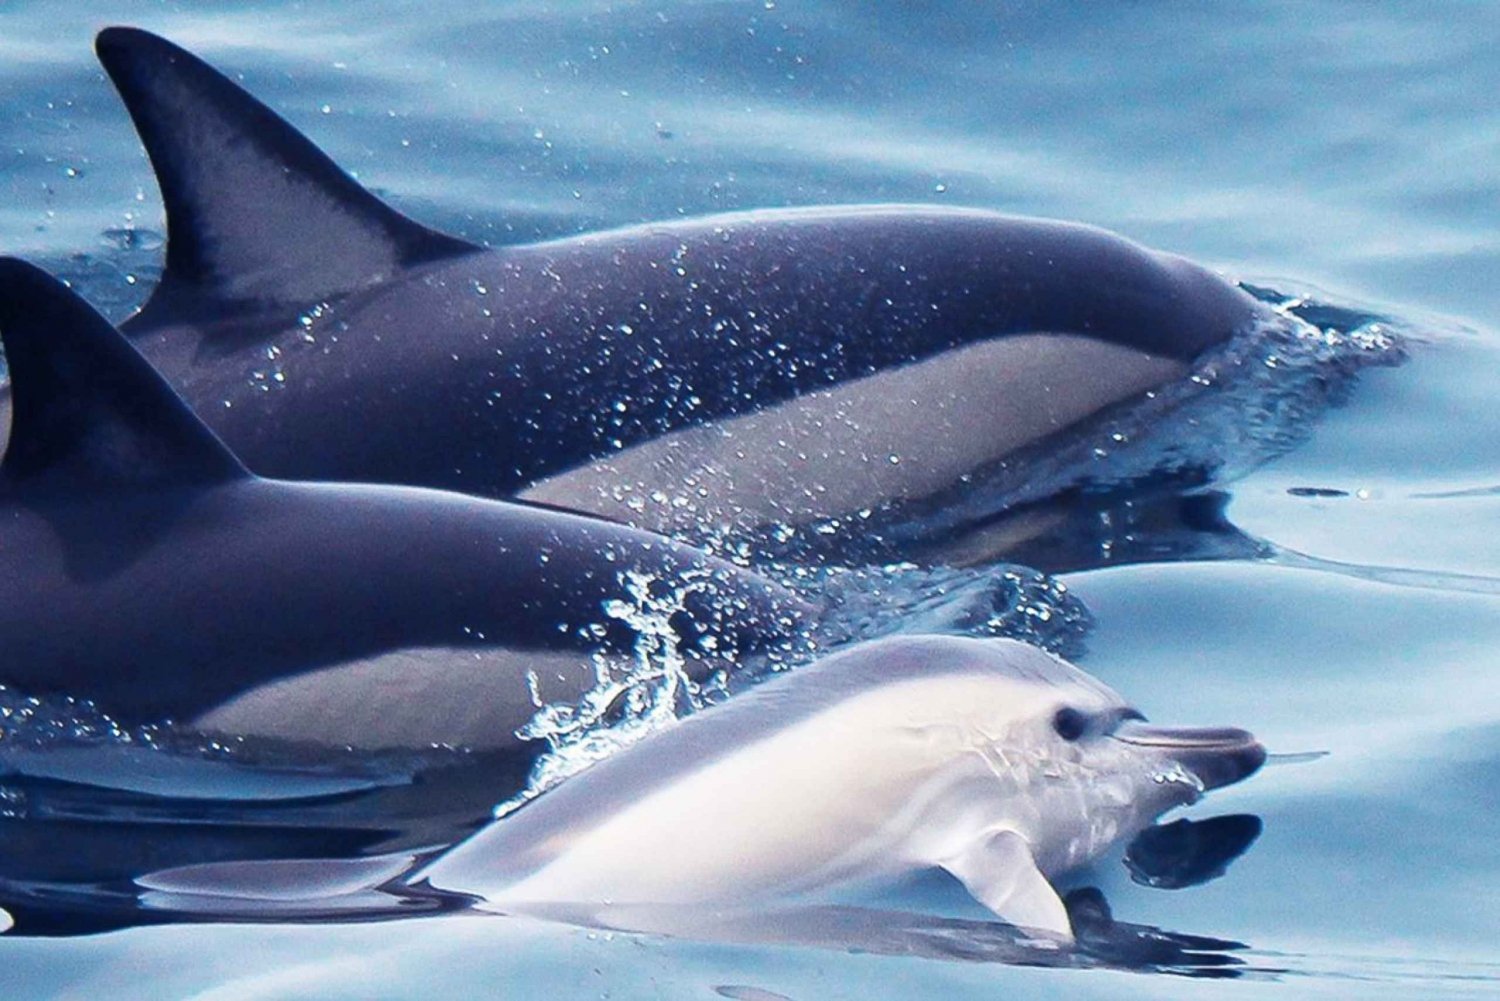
<box><xmin>2</xmin><ymin>1</ymin><xmax>1498</xmax><ymax>997</ymax></box>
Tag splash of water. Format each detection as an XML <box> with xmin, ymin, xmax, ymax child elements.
<box><xmin>825</xmin><ymin>291</ymin><xmax>1411</xmax><ymax>556</ymax></box>
<box><xmin>497</xmin><ymin>557</ymin><xmax>1094</xmax><ymax>818</ymax></box>
<box><xmin>795</xmin><ymin>560</ymin><xmax>1094</xmax><ymax>659</ymax></box>
<box><xmin>495</xmin><ymin>567</ymin><xmax>741</xmax><ymax>817</ymax></box>
<box><xmin>0</xmin><ymin>686</ymin><xmax>158</xmax><ymax>749</ymax></box>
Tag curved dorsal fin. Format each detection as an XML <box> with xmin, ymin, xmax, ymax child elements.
<box><xmin>95</xmin><ymin>27</ymin><xmax>479</xmax><ymax>322</ymax></box>
<box><xmin>0</xmin><ymin>258</ymin><xmax>249</xmax><ymax>492</ymax></box>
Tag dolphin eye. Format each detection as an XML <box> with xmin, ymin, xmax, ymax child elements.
<box><xmin>1053</xmin><ymin>706</ymin><xmax>1089</xmax><ymax>741</ymax></box>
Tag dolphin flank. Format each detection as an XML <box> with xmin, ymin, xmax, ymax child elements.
<box><xmin>0</xmin><ymin>257</ymin><xmax>807</xmax><ymax>775</ymax></box>
<box><xmin>51</xmin><ymin>27</ymin><xmax>1278</xmax><ymax>547</ymax></box>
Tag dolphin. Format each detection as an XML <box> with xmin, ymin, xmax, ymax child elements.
<box><xmin>0</xmin><ymin>257</ymin><xmax>807</xmax><ymax>779</ymax></box>
<box><xmin>415</xmin><ymin>635</ymin><xmax>1266</xmax><ymax>941</ymax></box>
<box><xmin>38</xmin><ymin>635</ymin><xmax>1263</xmax><ymax>953</ymax></box>
<box><xmin>55</xmin><ymin>27</ymin><xmax>1276</xmax><ymax>549</ymax></box>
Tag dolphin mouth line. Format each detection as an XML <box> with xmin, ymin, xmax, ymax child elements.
<box><xmin>1110</xmin><ymin>721</ymin><xmax>1267</xmax><ymax>791</ymax></box>
<box><xmin>1110</xmin><ymin>721</ymin><xmax>1259</xmax><ymax>750</ymax></box>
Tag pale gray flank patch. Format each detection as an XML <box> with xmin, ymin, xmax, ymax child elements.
<box><xmin>520</xmin><ymin>333</ymin><xmax>1182</xmax><ymax>534</ymax></box>
<box><xmin>193</xmin><ymin>646</ymin><xmax>604</xmax><ymax>752</ymax></box>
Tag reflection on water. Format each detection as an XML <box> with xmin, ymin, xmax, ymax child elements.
<box><xmin>1124</xmin><ymin>815</ymin><xmax>1263</xmax><ymax>891</ymax></box>
<box><xmin>0</xmin><ymin>797</ymin><xmax>1266</xmax><ymax>984</ymax></box>
<box><xmin>2</xmin><ymin>1</ymin><xmax>1499</xmax><ymax>998</ymax></box>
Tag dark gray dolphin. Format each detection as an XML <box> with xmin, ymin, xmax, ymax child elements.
<box><xmin>0</xmin><ymin>258</ymin><xmax>807</xmax><ymax>765</ymax></box>
<box><xmin>64</xmin><ymin>27</ymin><xmax>1275</xmax><ymax>546</ymax></box>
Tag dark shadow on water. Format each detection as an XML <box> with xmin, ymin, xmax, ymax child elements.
<box><xmin>0</xmin><ymin>742</ymin><xmax>530</xmax><ymax>937</ymax></box>
<box><xmin>542</xmin><ymin>890</ymin><xmax>1261</xmax><ymax>978</ymax></box>
<box><xmin>903</xmin><ymin>486</ymin><xmax>1269</xmax><ymax>575</ymax></box>
<box><xmin>0</xmin><ymin>890</ymin><xmax>1263</xmax><ymax>978</ymax></box>
<box><xmin>831</xmin><ymin>481</ymin><xmax>1500</xmax><ymax>599</ymax></box>
<box><xmin>1125</xmin><ymin>814</ymin><xmax>1264</xmax><ymax>890</ymax></box>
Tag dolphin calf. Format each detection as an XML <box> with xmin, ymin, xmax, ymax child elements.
<box><xmin>0</xmin><ymin>258</ymin><xmax>806</xmax><ymax>773</ymax></box>
<box><xmin>61</xmin><ymin>27</ymin><xmax>1275</xmax><ymax>548</ymax></box>
<box><xmin>39</xmin><ymin>635</ymin><xmax>1262</xmax><ymax>951</ymax></box>
<box><xmin>416</xmin><ymin>635</ymin><xmax>1266</xmax><ymax>941</ymax></box>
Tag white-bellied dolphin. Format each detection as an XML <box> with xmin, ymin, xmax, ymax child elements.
<box><xmin>41</xmin><ymin>636</ymin><xmax>1262</xmax><ymax>958</ymax></box>
<box><xmin>67</xmin><ymin>27</ymin><xmax>1277</xmax><ymax>548</ymax></box>
<box><xmin>415</xmin><ymin>635</ymin><xmax>1266</xmax><ymax>941</ymax></box>
<box><xmin>0</xmin><ymin>258</ymin><xmax>807</xmax><ymax>771</ymax></box>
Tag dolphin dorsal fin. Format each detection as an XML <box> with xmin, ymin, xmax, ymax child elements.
<box><xmin>0</xmin><ymin>258</ymin><xmax>248</xmax><ymax>492</ymax></box>
<box><xmin>95</xmin><ymin>27</ymin><xmax>479</xmax><ymax>322</ymax></box>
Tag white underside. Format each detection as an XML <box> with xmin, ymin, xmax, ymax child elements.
<box><xmin>520</xmin><ymin>333</ymin><xmax>1181</xmax><ymax>534</ymax></box>
<box><xmin>193</xmin><ymin>646</ymin><xmax>603</xmax><ymax>752</ymax></box>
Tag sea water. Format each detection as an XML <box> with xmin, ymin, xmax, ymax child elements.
<box><xmin>1</xmin><ymin>1</ymin><xmax>1497</xmax><ymax>997</ymax></box>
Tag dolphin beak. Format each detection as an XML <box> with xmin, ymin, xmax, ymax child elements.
<box><xmin>1111</xmin><ymin>721</ymin><xmax>1267</xmax><ymax>791</ymax></box>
